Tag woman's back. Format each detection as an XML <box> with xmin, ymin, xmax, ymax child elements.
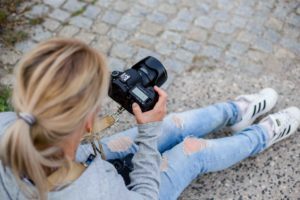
<box><xmin>0</xmin><ymin>111</ymin><xmax>161</xmax><ymax>200</ymax></box>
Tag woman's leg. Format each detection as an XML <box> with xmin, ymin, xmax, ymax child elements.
<box><xmin>100</xmin><ymin>102</ymin><xmax>240</xmax><ymax>160</ymax></box>
<box><xmin>158</xmin><ymin>125</ymin><xmax>269</xmax><ymax>200</ymax></box>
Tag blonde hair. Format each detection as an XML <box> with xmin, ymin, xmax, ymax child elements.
<box><xmin>0</xmin><ymin>38</ymin><xmax>109</xmax><ymax>199</ymax></box>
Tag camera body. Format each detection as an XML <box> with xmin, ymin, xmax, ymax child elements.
<box><xmin>108</xmin><ymin>56</ymin><xmax>168</xmax><ymax>114</ymax></box>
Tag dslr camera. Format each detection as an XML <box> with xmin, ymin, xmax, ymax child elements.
<box><xmin>108</xmin><ymin>56</ymin><xmax>168</xmax><ymax>114</ymax></box>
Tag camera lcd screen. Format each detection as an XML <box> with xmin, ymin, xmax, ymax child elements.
<box><xmin>132</xmin><ymin>87</ymin><xmax>148</xmax><ymax>102</ymax></box>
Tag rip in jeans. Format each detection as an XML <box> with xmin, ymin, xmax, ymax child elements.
<box><xmin>160</xmin><ymin>155</ymin><xmax>168</xmax><ymax>172</ymax></box>
<box><xmin>172</xmin><ymin>115</ymin><xmax>184</xmax><ymax>130</ymax></box>
<box><xmin>183</xmin><ymin>137</ymin><xmax>207</xmax><ymax>155</ymax></box>
<box><xmin>107</xmin><ymin>136</ymin><xmax>133</xmax><ymax>152</ymax></box>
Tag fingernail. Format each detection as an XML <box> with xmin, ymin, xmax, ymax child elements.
<box><xmin>132</xmin><ymin>103</ymin><xmax>138</xmax><ymax>108</ymax></box>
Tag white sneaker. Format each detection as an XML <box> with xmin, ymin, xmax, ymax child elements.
<box><xmin>260</xmin><ymin>107</ymin><xmax>300</xmax><ymax>148</ymax></box>
<box><xmin>230</xmin><ymin>88</ymin><xmax>278</xmax><ymax>132</ymax></box>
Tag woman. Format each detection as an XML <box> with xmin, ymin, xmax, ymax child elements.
<box><xmin>0</xmin><ymin>38</ymin><xmax>299</xmax><ymax>200</ymax></box>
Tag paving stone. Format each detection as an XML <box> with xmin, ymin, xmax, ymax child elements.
<box><xmin>256</xmin><ymin>1</ymin><xmax>271</xmax><ymax>13</ymax></box>
<box><xmin>208</xmin><ymin>32</ymin><xmax>232</xmax><ymax>49</ymax></box>
<box><xmin>49</xmin><ymin>9</ymin><xmax>71</xmax><ymax>22</ymax></box>
<box><xmin>283</xmin><ymin>24</ymin><xmax>299</xmax><ymax>39</ymax></box>
<box><xmin>237</xmin><ymin>30</ymin><xmax>257</xmax><ymax>43</ymax></box>
<box><xmin>265</xmin><ymin>17</ymin><xmax>284</xmax><ymax>31</ymax></box>
<box><xmin>160</xmin><ymin>70</ymin><xmax>175</xmax><ymax>90</ymax></box>
<box><xmin>15</xmin><ymin>40</ymin><xmax>36</xmax><ymax>53</ymax></box>
<box><xmin>280</xmin><ymin>37</ymin><xmax>300</xmax><ymax>54</ymax></box>
<box><xmin>263</xmin><ymin>29</ymin><xmax>281</xmax><ymax>43</ymax></box>
<box><xmin>229</xmin><ymin>41</ymin><xmax>249</xmax><ymax>55</ymax></box>
<box><xmin>57</xmin><ymin>25</ymin><xmax>80</xmax><ymax>37</ymax></box>
<box><xmin>174</xmin><ymin>48</ymin><xmax>194</xmax><ymax>64</ymax></box>
<box><xmin>147</xmin><ymin>11</ymin><xmax>168</xmax><ymax>24</ymax></box>
<box><xmin>239</xmin><ymin>59</ymin><xmax>264</xmax><ymax>76</ymax></box>
<box><xmin>183</xmin><ymin>39</ymin><xmax>201</xmax><ymax>53</ymax></box>
<box><xmin>177</xmin><ymin>8</ymin><xmax>195</xmax><ymax>22</ymax></box>
<box><xmin>297</xmin><ymin>7</ymin><xmax>300</xmax><ymax>15</ymax></box>
<box><xmin>138</xmin><ymin>0</ymin><xmax>159</xmax><ymax>8</ymax></box>
<box><xmin>194</xmin><ymin>16</ymin><xmax>215</xmax><ymax>29</ymax></box>
<box><xmin>0</xmin><ymin>50</ymin><xmax>21</xmax><ymax>65</ymax></box>
<box><xmin>95</xmin><ymin>0</ymin><xmax>113</xmax><ymax>8</ymax></box>
<box><xmin>217</xmin><ymin>0</ymin><xmax>235</xmax><ymax>11</ymax></box>
<box><xmin>140</xmin><ymin>21</ymin><xmax>163</xmax><ymax>36</ymax></box>
<box><xmin>31</xmin><ymin>26</ymin><xmax>52</xmax><ymax>42</ymax></box>
<box><xmin>27</xmin><ymin>4</ymin><xmax>49</xmax><ymax>18</ymax></box>
<box><xmin>252</xmin><ymin>38</ymin><xmax>273</xmax><ymax>53</ymax></box>
<box><xmin>234</xmin><ymin>5</ymin><xmax>254</xmax><ymax>17</ymax></box>
<box><xmin>271</xmin><ymin>6</ymin><xmax>288</xmax><ymax>21</ymax></box>
<box><xmin>135</xmin><ymin>48</ymin><xmax>162</xmax><ymax>63</ymax></box>
<box><xmin>215</xmin><ymin>22</ymin><xmax>236</xmax><ymax>34</ymax></box>
<box><xmin>164</xmin><ymin>58</ymin><xmax>186</xmax><ymax>74</ymax></box>
<box><xmin>231</xmin><ymin>16</ymin><xmax>248</xmax><ymax>28</ymax></box>
<box><xmin>62</xmin><ymin>0</ymin><xmax>85</xmax><ymax>12</ymax></box>
<box><xmin>158</xmin><ymin>3</ymin><xmax>177</xmax><ymax>15</ymax></box>
<box><xmin>44</xmin><ymin>0</ymin><xmax>65</xmax><ymax>8</ymax></box>
<box><xmin>102</xmin><ymin>10</ymin><xmax>122</xmax><ymax>25</ymax></box>
<box><xmin>108</xmin><ymin>28</ymin><xmax>129</xmax><ymax>42</ymax></box>
<box><xmin>247</xmin><ymin>50</ymin><xmax>267</xmax><ymax>62</ymax></box>
<box><xmin>161</xmin><ymin>31</ymin><xmax>182</xmax><ymax>45</ymax></box>
<box><xmin>43</xmin><ymin>18</ymin><xmax>61</xmax><ymax>32</ymax></box>
<box><xmin>92</xmin><ymin>36</ymin><xmax>112</xmax><ymax>54</ymax></box>
<box><xmin>130</xmin><ymin>34</ymin><xmax>156</xmax><ymax>49</ymax></box>
<box><xmin>92</xmin><ymin>22</ymin><xmax>110</xmax><ymax>35</ymax></box>
<box><xmin>70</xmin><ymin>16</ymin><xmax>93</xmax><ymax>29</ymax></box>
<box><xmin>129</xmin><ymin>4</ymin><xmax>152</xmax><ymax>17</ymax></box>
<box><xmin>224</xmin><ymin>52</ymin><xmax>240</xmax><ymax>68</ymax></box>
<box><xmin>195</xmin><ymin>2</ymin><xmax>210</xmax><ymax>13</ymax></box>
<box><xmin>75</xmin><ymin>31</ymin><xmax>96</xmax><ymax>44</ymax></box>
<box><xmin>117</xmin><ymin>15</ymin><xmax>142</xmax><ymax>31</ymax></box>
<box><xmin>286</xmin><ymin>13</ymin><xmax>300</xmax><ymax>27</ymax></box>
<box><xmin>274</xmin><ymin>48</ymin><xmax>296</xmax><ymax>59</ymax></box>
<box><xmin>111</xmin><ymin>43</ymin><xmax>136</xmax><ymax>59</ymax></box>
<box><xmin>168</xmin><ymin>19</ymin><xmax>190</xmax><ymax>32</ymax></box>
<box><xmin>107</xmin><ymin>57</ymin><xmax>126</xmax><ymax>72</ymax></box>
<box><xmin>113</xmin><ymin>1</ymin><xmax>129</xmax><ymax>12</ymax></box>
<box><xmin>251</xmin><ymin>15</ymin><xmax>268</xmax><ymax>26</ymax></box>
<box><xmin>83</xmin><ymin>5</ymin><xmax>101</xmax><ymax>19</ymax></box>
<box><xmin>185</xmin><ymin>27</ymin><xmax>208</xmax><ymax>42</ymax></box>
<box><xmin>201</xmin><ymin>45</ymin><xmax>223</xmax><ymax>59</ymax></box>
<box><xmin>155</xmin><ymin>42</ymin><xmax>177</xmax><ymax>56</ymax></box>
<box><xmin>210</xmin><ymin>10</ymin><xmax>230</xmax><ymax>21</ymax></box>
<box><xmin>0</xmin><ymin>74</ymin><xmax>15</xmax><ymax>86</ymax></box>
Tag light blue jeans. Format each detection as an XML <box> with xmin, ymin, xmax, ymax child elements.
<box><xmin>100</xmin><ymin>102</ymin><xmax>269</xmax><ymax>200</ymax></box>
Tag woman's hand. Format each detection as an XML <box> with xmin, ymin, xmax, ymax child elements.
<box><xmin>132</xmin><ymin>86</ymin><xmax>168</xmax><ymax>124</ymax></box>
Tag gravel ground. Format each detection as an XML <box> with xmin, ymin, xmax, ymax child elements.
<box><xmin>102</xmin><ymin>57</ymin><xmax>300</xmax><ymax>199</ymax></box>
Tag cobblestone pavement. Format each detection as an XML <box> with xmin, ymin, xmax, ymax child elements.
<box><xmin>0</xmin><ymin>0</ymin><xmax>300</xmax><ymax>199</ymax></box>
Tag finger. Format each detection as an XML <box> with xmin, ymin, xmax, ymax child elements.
<box><xmin>132</xmin><ymin>102</ymin><xmax>143</xmax><ymax>119</ymax></box>
<box><xmin>154</xmin><ymin>86</ymin><xmax>167</xmax><ymax>98</ymax></box>
<box><xmin>154</xmin><ymin>86</ymin><xmax>167</xmax><ymax>108</ymax></box>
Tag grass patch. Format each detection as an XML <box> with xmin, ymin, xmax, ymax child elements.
<box><xmin>1</xmin><ymin>30</ymin><xmax>28</xmax><ymax>46</ymax></box>
<box><xmin>71</xmin><ymin>7</ymin><xmax>86</xmax><ymax>17</ymax></box>
<box><xmin>29</xmin><ymin>17</ymin><xmax>44</xmax><ymax>25</ymax></box>
<box><xmin>0</xmin><ymin>86</ymin><xmax>12</xmax><ymax>112</ymax></box>
<box><xmin>0</xmin><ymin>0</ymin><xmax>35</xmax><ymax>47</ymax></box>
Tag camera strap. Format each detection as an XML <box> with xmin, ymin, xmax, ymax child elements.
<box><xmin>47</xmin><ymin>107</ymin><xmax>125</xmax><ymax>191</ymax></box>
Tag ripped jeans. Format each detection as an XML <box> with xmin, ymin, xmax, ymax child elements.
<box><xmin>100</xmin><ymin>102</ymin><xmax>269</xmax><ymax>200</ymax></box>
